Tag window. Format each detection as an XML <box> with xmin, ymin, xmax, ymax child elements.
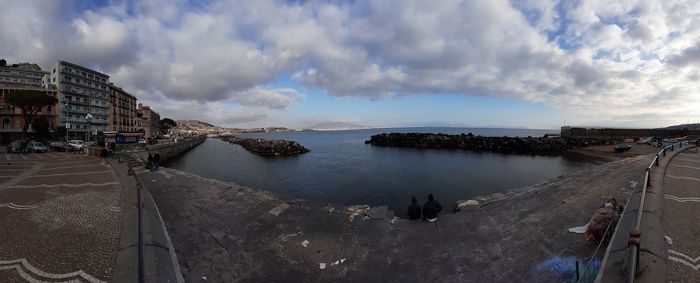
<box><xmin>2</xmin><ymin>119</ymin><xmax>10</xmax><ymax>130</ymax></box>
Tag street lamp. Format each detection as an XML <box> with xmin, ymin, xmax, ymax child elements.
<box><xmin>85</xmin><ymin>113</ymin><xmax>93</xmax><ymax>144</ymax></box>
<box><xmin>63</xmin><ymin>101</ymin><xmax>68</xmax><ymax>141</ymax></box>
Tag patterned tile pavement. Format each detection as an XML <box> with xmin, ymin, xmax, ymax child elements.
<box><xmin>0</xmin><ymin>152</ymin><xmax>121</xmax><ymax>282</ymax></box>
<box><xmin>664</xmin><ymin>150</ymin><xmax>700</xmax><ymax>283</ymax></box>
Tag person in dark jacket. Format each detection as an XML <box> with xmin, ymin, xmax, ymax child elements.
<box><xmin>407</xmin><ymin>196</ymin><xmax>422</xmax><ymax>220</ymax></box>
<box><xmin>153</xmin><ymin>153</ymin><xmax>161</xmax><ymax>170</ymax></box>
<box><xmin>147</xmin><ymin>153</ymin><xmax>154</xmax><ymax>171</ymax></box>
<box><xmin>422</xmin><ymin>193</ymin><xmax>442</xmax><ymax>222</ymax></box>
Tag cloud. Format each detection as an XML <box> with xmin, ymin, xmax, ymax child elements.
<box><xmin>2</xmin><ymin>0</ymin><xmax>700</xmax><ymax>127</ymax></box>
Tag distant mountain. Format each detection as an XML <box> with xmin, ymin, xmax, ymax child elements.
<box><xmin>665</xmin><ymin>123</ymin><xmax>700</xmax><ymax>130</ymax></box>
<box><xmin>310</xmin><ymin>121</ymin><xmax>369</xmax><ymax>130</ymax></box>
<box><xmin>174</xmin><ymin>120</ymin><xmax>226</xmax><ymax>134</ymax></box>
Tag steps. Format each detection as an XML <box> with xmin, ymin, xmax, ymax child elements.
<box><xmin>113</xmin><ymin>152</ymin><xmax>143</xmax><ymax>168</ymax></box>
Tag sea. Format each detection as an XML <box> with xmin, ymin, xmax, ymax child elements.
<box><xmin>166</xmin><ymin>128</ymin><xmax>602</xmax><ymax>213</ymax></box>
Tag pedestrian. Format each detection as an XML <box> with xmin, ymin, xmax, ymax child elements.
<box><xmin>407</xmin><ymin>196</ymin><xmax>422</xmax><ymax>220</ymax></box>
<box><xmin>100</xmin><ymin>147</ymin><xmax>108</xmax><ymax>165</ymax></box>
<box><xmin>21</xmin><ymin>139</ymin><xmax>29</xmax><ymax>155</ymax></box>
<box><xmin>153</xmin><ymin>153</ymin><xmax>161</xmax><ymax>170</ymax></box>
<box><xmin>147</xmin><ymin>153</ymin><xmax>154</xmax><ymax>172</ymax></box>
<box><xmin>422</xmin><ymin>193</ymin><xmax>443</xmax><ymax>223</ymax></box>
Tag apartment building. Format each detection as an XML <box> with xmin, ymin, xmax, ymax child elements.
<box><xmin>49</xmin><ymin>60</ymin><xmax>110</xmax><ymax>140</ymax></box>
<box><xmin>136</xmin><ymin>104</ymin><xmax>161</xmax><ymax>138</ymax></box>
<box><xmin>108</xmin><ymin>84</ymin><xmax>138</xmax><ymax>132</ymax></box>
<box><xmin>0</xmin><ymin>59</ymin><xmax>49</xmax><ymax>89</ymax></box>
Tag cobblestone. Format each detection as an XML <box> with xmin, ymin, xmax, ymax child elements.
<box><xmin>0</xmin><ymin>152</ymin><xmax>121</xmax><ymax>282</ymax></box>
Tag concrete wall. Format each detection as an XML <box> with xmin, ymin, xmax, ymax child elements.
<box><xmin>140</xmin><ymin>137</ymin><xmax>205</xmax><ymax>163</ymax></box>
<box><xmin>561</xmin><ymin>126</ymin><xmax>700</xmax><ymax>138</ymax></box>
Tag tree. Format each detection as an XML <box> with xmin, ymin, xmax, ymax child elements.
<box><xmin>4</xmin><ymin>90</ymin><xmax>57</xmax><ymax>139</ymax></box>
<box><xmin>31</xmin><ymin>116</ymin><xmax>51</xmax><ymax>140</ymax></box>
<box><xmin>159</xmin><ymin>118</ymin><xmax>177</xmax><ymax>134</ymax></box>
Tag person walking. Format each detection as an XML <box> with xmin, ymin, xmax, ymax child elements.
<box><xmin>147</xmin><ymin>153</ymin><xmax>154</xmax><ymax>172</ymax></box>
<box><xmin>407</xmin><ymin>196</ymin><xmax>422</xmax><ymax>220</ymax></box>
<box><xmin>153</xmin><ymin>153</ymin><xmax>161</xmax><ymax>170</ymax></box>
<box><xmin>422</xmin><ymin>193</ymin><xmax>443</xmax><ymax>223</ymax></box>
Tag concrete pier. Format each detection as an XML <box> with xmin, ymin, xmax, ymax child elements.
<box><xmin>139</xmin><ymin>154</ymin><xmax>653</xmax><ymax>282</ymax></box>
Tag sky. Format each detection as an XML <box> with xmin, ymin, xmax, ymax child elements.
<box><xmin>2</xmin><ymin>0</ymin><xmax>700</xmax><ymax>129</ymax></box>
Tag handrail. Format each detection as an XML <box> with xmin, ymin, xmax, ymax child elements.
<box><xmin>126</xmin><ymin>161</ymin><xmax>146</xmax><ymax>283</ymax></box>
<box><xmin>625</xmin><ymin>141</ymin><xmax>687</xmax><ymax>283</ymax></box>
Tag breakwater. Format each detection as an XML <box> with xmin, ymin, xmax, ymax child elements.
<box><xmin>365</xmin><ymin>132</ymin><xmax>615</xmax><ymax>154</ymax></box>
<box><xmin>220</xmin><ymin>136</ymin><xmax>309</xmax><ymax>156</ymax></box>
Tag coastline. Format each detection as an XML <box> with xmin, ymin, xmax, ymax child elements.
<box><xmin>141</xmin><ymin>153</ymin><xmax>653</xmax><ymax>281</ymax></box>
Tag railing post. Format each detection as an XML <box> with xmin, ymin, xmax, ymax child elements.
<box><xmin>655</xmin><ymin>155</ymin><xmax>659</xmax><ymax>166</ymax></box>
<box><xmin>672</xmin><ymin>144</ymin><xmax>675</xmax><ymax>151</ymax></box>
<box><xmin>663</xmin><ymin>149</ymin><xmax>666</xmax><ymax>156</ymax></box>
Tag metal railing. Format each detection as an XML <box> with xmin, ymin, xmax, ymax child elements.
<box><xmin>575</xmin><ymin>215</ymin><xmax>615</xmax><ymax>283</ymax></box>
<box><xmin>625</xmin><ymin>141</ymin><xmax>687</xmax><ymax>283</ymax></box>
<box><xmin>126</xmin><ymin>160</ymin><xmax>146</xmax><ymax>283</ymax></box>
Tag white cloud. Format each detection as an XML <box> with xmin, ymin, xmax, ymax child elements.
<box><xmin>2</xmin><ymin>0</ymin><xmax>700</xmax><ymax>127</ymax></box>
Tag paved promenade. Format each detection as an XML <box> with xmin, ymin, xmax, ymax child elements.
<box><xmin>142</xmin><ymin>155</ymin><xmax>651</xmax><ymax>282</ymax></box>
<box><xmin>0</xmin><ymin>152</ymin><xmax>120</xmax><ymax>282</ymax></box>
<box><xmin>664</xmin><ymin>149</ymin><xmax>700</xmax><ymax>282</ymax></box>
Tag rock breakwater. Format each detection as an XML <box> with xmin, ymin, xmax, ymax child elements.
<box><xmin>221</xmin><ymin>136</ymin><xmax>309</xmax><ymax>157</ymax></box>
<box><xmin>365</xmin><ymin>133</ymin><xmax>615</xmax><ymax>154</ymax></box>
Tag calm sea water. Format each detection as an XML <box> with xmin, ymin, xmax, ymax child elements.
<box><xmin>166</xmin><ymin>128</ymin><xmax>600</xmax><ymax>213</ymax></box>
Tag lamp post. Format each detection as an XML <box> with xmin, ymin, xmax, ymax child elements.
<box><xmin>63</xmin><ymin>101</ymin><xmax>68</xmax><ymax>141</ymax></box>
<box><xmin>85</xmin><ymin>113</ymin><xmax>93</xmax><ymax>144</ymax></box>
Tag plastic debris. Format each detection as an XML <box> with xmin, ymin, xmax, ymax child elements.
<box><xmin>457</xmin><ymin>199</ymin><xmax>479</xmax><ymax>208</ymax></box>
<box><xmin>320</xmin><ymin>263</ymin><xmax>326</xmax><ymax>270</ymax></box>
<box><xmin>390</xmin><ymin>216</ymin><xmax>399</xmax><ymax>225</ymax></box>
<box><xmin>202</xmin><ymin>276</ymin><xmax>207</xmax><ymax>280</ymax></box>
<box><xmin>665</xmin><ymin>236</ymin><xmax>673</xmax><ymax>246</ymax></box>
<box><xmin>301</xmin><ymin>240</ymin><xmax>310</xmax><ymax>248</ymax></box>
<box><xmin>346</xmin><ymin>205</ymin><xmax>370</xmax><ymax>222</ymax></box>
<box><xmin>568</xmin><ymin>223</ymin><xmax>590</xmax><ymax>234</ymax></box>
<box><xmin>340</xmin><ymin>258</ymin><xmax>346</xmax><ymax>263</ymax></box>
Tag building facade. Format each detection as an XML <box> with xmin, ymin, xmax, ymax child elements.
<box><xmin>136</xmin><ymin>104</ymin><xmax>161</xmax><ymax>138</ymax></box>
<box><xmin>108</xmin><ymin>84</ymin><xmax>138</xmax><ymax>132</ymax></box>
<box><xmin>0</xmin><ymin>88</ymin><xmax>59</xmax><ymax>144</ymax></box>
<box><xmin>49</xmin><ymin>60</ymin><xmax>110</xmax><ymax>140</ymax></box>
<box><xmin>0</xmin><ymin>59</ymin><xmax>49</xmax><ymax>89</ymax></box>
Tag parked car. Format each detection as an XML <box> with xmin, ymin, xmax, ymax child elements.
<box><xmin>49</xmin><ymin>141</ymin><xmax>76</xmax><ymax>152</ymax></box>
<box><xmin>27</xmin><ymin>141</ymin><xmax>48</xmax><ymax>153</ymax></box>
<box><xmin>7</xmin><ymin>141</ymin><xmax>21</xmax><ymax>153</ymax></box>
<box><xmin>68</xmin><ymin>140</ymin><xmax>85</xmax><ymax>149</ymax></box>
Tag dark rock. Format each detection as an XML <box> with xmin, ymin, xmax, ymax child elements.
<box><xmin>220</xmin><ymin>136</ymin><xmax>309</xmax><ymax>157</ymax></box>
<box><xmin>368</xmin><ymin>206</ymin><xmax>388</xmax><ymax>219</ymax></box>
<box><xmin>364</xmin><ymin>133</ymin><xmax>618</xmax><ymax>155</ymax></box>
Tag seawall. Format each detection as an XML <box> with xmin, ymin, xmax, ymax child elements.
<box><xmin>110</xmin><ymin>137</ymin><xmax>205</xmax><ymax>282</ymax></box>
<box><xmin>139</xmin><ymin>151</ymin><xmax>654</xmax><ymax>282</ymax></box>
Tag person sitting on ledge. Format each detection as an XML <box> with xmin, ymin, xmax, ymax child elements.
<box><xmin>422</xmin><ymin>193</ymin><xmax>442</xmax><ymax>222</ymax></box>
<box><xmin>407</xmin><ymin>196</ymin><xmax>422</xmax><ymax>220</ymax></box>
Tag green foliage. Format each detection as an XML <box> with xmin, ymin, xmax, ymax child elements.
<box><xmin>160</xmin><ymin>118</ymin><xmax>177</xmax><ymax>128</ymax></box>
<box><xmin>31</xmin><ymin>116</ymin><xmax>50</xmax><ymax>139</ymax></box>
<box><xmin>4</xmin><ymin>90</ymin><xmax>57</xmax><ymax>138</ymax></box>
<box><xmin>159</xmin><ymin>118</ymin><xmax>177</xmax><ymax>134</ymax></box>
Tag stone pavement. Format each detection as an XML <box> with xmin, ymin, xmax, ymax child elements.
<box><xmin>0</xmin><ymin>152</ymin><xmax>121</xmax><ymax>282</ymax></box>
<box><xmin>664</xmin><ymin>149</ymin><xmax>700</xmax><ymax>282</ymax></box>
<box><xmin>140</xmin><ymin>155</ymin><xmax>651</xmax><ymax>282</ymax></box>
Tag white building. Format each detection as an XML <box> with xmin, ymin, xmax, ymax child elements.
<box><xmin>49</xmin><ymin>60</ymin><xmax>111</xmax><ymax>139</ymax></box>
<box><xmin>0</xmin><ymin>59</ymin><xmax>49</xmax><ymax>89</ymax></box>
